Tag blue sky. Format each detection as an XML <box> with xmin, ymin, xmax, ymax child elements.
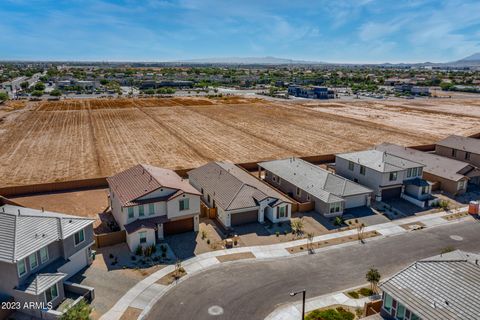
<box><xmin>1</xmin><ymin>0</ymin><xmax>480</xmax><ymax>63</ymax></box>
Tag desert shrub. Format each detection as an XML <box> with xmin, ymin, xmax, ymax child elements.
<box><xmin>306</xmin><ymin>307</ymin><xmax>354</xmax><ymax>320</ymax></box>
<box><xmin>135</xmin><ymin>245</ymin><xmax>143</xmax><ymax>256</ymax></box>
<box><xmin>60</xmin><ymin>299</ymin><xmax>91</xmax><ymax>320</ymax></box>
<box><xmin>275</xmin><ymin>231</ymin><xmax>280</xmax><ymax>237</ymax></box>
<box><xmin>347</xmin><ymin>291</ymin><xmax>360</xmax><ymax>299</ymax></box>
<box><xmin>359</xmin><ymin>287</ymin><xmax>374</xmax><ymax>297</ymax></box>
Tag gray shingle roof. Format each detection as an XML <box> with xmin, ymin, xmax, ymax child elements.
<box><xmin>0</xmin><ymin>205</ymin><xmax>94</xmax><ymax>263</ymax></box>
<box><xmin>336</xmin><ymin>149</ymin><xmax>423</xmax><ymax>173</ymax></box>
<box><xmin>375</xmin><ymin>143</ymin><xmax>475</xmax><ymax>182</ymax></box>
<box><xmin>259</xmin><ymin>158</ymin><xmax>372</xmax><ymax>203</ymax></box>
<box><xmin>380</xmin><ymin>250</ymin><xmax>480</xmax><ymax>320</ymax></box>
<box><xmin>17</xmin><ymin>273</ymin><xmax>67</xmax><ymax>295</ymax></box>
<box><xmin>188</xmin><ymin>162</ymin><xmax>291</xmax><ymax>211</ymax></box>
<box><xmin>437</xmin><ymin>135</ymin><xmax>480</xmax><ymax>155</ymax></box>
<box><xmin>107</xmin><ymin>164</ymin><xmax>201</xmax><ymax>207</ymax></box>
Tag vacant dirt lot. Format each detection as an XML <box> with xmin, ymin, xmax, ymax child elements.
<box><xmin>0</xmin><ymin>96</ymin><xmax>478</xmax><ymax>187</ymax></box>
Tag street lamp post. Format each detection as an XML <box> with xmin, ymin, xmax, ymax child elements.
<box><xmin>290</xmin><ymin>289</ymin><xmax>306</xmax><ymax>320</ymax></box>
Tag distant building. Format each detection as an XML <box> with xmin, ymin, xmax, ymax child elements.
<box><xmin>57</xmin><ymin>80</ymin><xmax>96</xmax><ymax>91</ymax></box>
<box><xmin>288</xmin><ymin>85</ymin><xmax>335</xmax><ymax>99</ymax></box>
<box><xmin>139</xmin><ymin>80</ymin><xmax>193</xmax><ymax>90</ymax></box>
<box><xmin>394</xmin><ymin>84</ymin><xmax>430</xmax><ymax>96</ymax></box>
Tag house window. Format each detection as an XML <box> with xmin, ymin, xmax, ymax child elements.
<box><xmin>149</xmin><ymin>203</ymin><xmax>155</xmax><ymax>215</ymax></box>
<box><xmin>410</xmin><ymin>313</ymin><xmax>420</xmax><ymax>320</ymax></box>
<box><xmin>306</xmin><ymin>194</ymin><xmax>311</xmax><ymax>201</ymax></box>
<box><xmin>383</xmin><ymin>293</ymin><xmax>393</xmax><ymax>312</ymax></box>
<box><xmin>277</xmin><ymin>177</ymin><xmax>281</xmax><ymax>185</ymax></box>
<box><xmin>452</xmin><ymin>149</ymin><xmax>457</xmax><ymax>157</ymax></box>
<box><xmin>412</xmin><ymin>167</ymin><xmax>417</xmax><ymax>177</ymax></box>
<box><xmin>360</xmin><ymin>165</ymin><xmax>366</xmax><ymax>175</ymax></box>
<box><xmin>139</xmin><ymin>231</ymin><xmax>147</xmax><ymax>244</ymax></box>
<box><xmin>421</xmin><ymin>186</ymin><xmax>428</xmax><ymax>194</ymax></box>
<box><xmin>29</xmin><ymin>253</ymin><xmax>38</xmax><ymax>270</ymax></box>
<box><xmin>458</xmin><ymin>180</ymin><xmax>466</xmax><ymax>190</ymax></box>
<box><xmin>417</xmin><ymin>167</ymin><xmax>423</xmax><ymax>176</ymax></box>
<box><xmin>395</xmin><ymin>302</ymin><xmax>406</xmax><ymax>320</ymax></box>
<box><xmin>17</xmin><ymin>259</ymin><xmax>26</xmax><ymax>277</ymax></box>
<box><xmin>45</xmin><ymin>283</ymin><xmax>58</xmax><ymax>303</ymax></box>
<box><xmin>296</xmin><ymin>187</ymin><xmax>301</xmax><ymax>197</ymax></box>
<box><xmin>74</xmin><ymin>229</ymin><xmax>85</xmax><ymax>246</ymax></box>
<box><xmin>348</xmin><ymin>161</ymin><xmax>354</xmax><ymax>171</ymax></box>
<box><xmin>128</xmin><ymin>207</ymin><xmax>134</xmax><ymax>218</ymax></box>
<box><xmin>465</xmin><ymin>152</ymin><xmax>471</xmax><ymax>160</ymax></box>
<box><xmin>179</xmin><ymin>198</ymin><xmax>189</xmax><ymax>211</ymax></box>
<box><xmin>207</xmin><ymin>194</ymin><xmax>211</xmax><ymax>203</ymax></box>
<box><xmin>278</xmin><ymin>206</ymin><xmax>286</xmax><ymax>218</ymax></box>
<box><xmin>139</xmin><ymin>205</ymin><xmax>145</xmax><ymax>217</ymax></box>
<box><xmin>330</xmin><ymin>203</ymin><xmax>341</xmax><ymax>213</ymax></box>
<box><xmin>389</xmin><ymin>171</ymin><xmax>397</xmax><ymax>181</ymax></box>
<box><xmin>273</xmin><ymin>175</ymin><xmax>277</xmax><ymax>182</ymax></box>
<box><xmin>201</xmin><ymin>188</ymin><xmax>204</xmax><ymax>194</ymax></box>
<box><xmin>407</xmin><ymin>168</ymin><xmax>412</xmax><ymax>178</ymax></box>
<box><xmin>40</xmin><ymin>247</ymin><xmax>49</xmax><ymax>264</ymax></box>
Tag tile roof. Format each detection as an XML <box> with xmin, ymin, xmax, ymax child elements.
<box><xmin>380</xmin><ymin>250</ymin><xmax>480</xmax><ymax>320</ymax></box>
<box><xmin>259</xmin><ymin>158</ymin><xmax>372</xmax><ymax>203</ymax></box>
<box><xmin>123</xmin><ymin>215</ymin><xmax>169</xmax><ymax>234</ymax></box>
<box><xmin>375</xmin><ymin>143</ymin><xmax>476</xmax><ymax>182</ymax></box>
<box><xmin>437</xmin><ymin>135</ymin><xmax>480</xmax><ymax>155</ymax></box>
<box><xmin>188</xmin><ymin>162</ymin><xmax>291</xmax><ymax>211</ymax></box>
<box><xmin>336</xmin><ymin>149</ymin><xmax>423</xmax><ymax>173</ymax></box>
<box><xmin>107</xmin><ymin>164</ymin><xmax>200</xmax><ymax>207</ymax></box>
<box><xmin>0</xmin><ymin>205</ymin><xmax>94</xmax><ymax>263</ymax></box>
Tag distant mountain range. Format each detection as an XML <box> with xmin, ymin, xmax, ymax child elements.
<box><xmin>175</xmin><ymin>56</ymin><xmax>325</xmax><ymax>65</ymax></box>
<box><xmin>454</xmin><ymin>52</ymin><xmax>480</xmax><ymax>63</ymax></box>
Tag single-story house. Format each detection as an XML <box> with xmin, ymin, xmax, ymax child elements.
<box><xmin>258</xmin><ymin>158</ymin><xmax>373</xmax><ymax>217</ymax></box>
<box><xmin>107</xmin><ymin>164</ymin><xmax>201</xmax><ymax>252</ymax></box>
<box><xmin>379</xmin><ymin>250</ymin><xmax>480</xmax><ymax>320</ymax></box>
<box><xmin>435</xmin><ymin>135</ymin><xmax>480</xmax><ymax>174</ymax></box>
<box><xmin>188</xmin><ymin>161</ymin><xmax>293</xmax><ymax>229</ymax></box>
<box><xmin>376</xmin><ymin>143</ymin><xmax>480</xmax><ymax>195</ymax></box>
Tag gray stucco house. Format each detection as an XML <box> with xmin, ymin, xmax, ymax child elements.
<box><xmin>436</xmin><ymin>135</ymin><xmax>480</xmax><ymax>174</ymax></box>
<box><xmin>335</xmin><ymin>149</ymin><xmax>433</xmax><ymax>207</ymax></box>
<box><xmin>188</xmin><ymin>161</ymin><xmax>292</xmax><ymax>228</ymax></box>
<box><xmin>0</xmin><ymin>205</ymin><xmax>95</xmax><ymax>319</ymax></box>
<box><xmin>379</xmin><ymin>250</ymin><xmax>480</xmax><ymax>320</ymax></box>
<box><xmin>258</xmin><ymin>158</ymin><xmax>373</xmax><ymax>217</ymax></box>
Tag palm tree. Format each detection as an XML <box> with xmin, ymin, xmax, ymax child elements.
<box><xmin>291</xmin><ymin>218</ymin><xmax>305</xmax><ymax>237</ymax></box>
<box><xmin>366</xmin><ymin>268</ymin><xmax>381</xmax><ymax>293</ymax></box>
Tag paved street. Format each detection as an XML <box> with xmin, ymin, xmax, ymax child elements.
<box><xmin>146</xmin><ymin>221</ymin><xmax>480</xmax><ymax>320</ymax></box>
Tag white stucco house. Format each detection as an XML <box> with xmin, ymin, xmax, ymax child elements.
<box><xmin>188</xmin><ymin>161</ymin><xmax>293</xmax><ymax>229</ymax></box>
<box><xmin>107</xmin><ymin>164</ymin><xmax>201</xmax><ymax>252</ymax></box>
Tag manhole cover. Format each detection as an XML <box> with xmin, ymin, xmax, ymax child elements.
<box><xmin>208</xmin><ymin>305</ymin><xmax>224</xmax><ymax>316</ymax></box>
<box><xmin>450</xmin><ymin>235</ymin><xmax>463</xmax><ymax>241</ymax></box>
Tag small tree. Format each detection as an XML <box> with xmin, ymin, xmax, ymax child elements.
<box><xmin>366</xmin><ymin>268</ymin><xmax>381</xmax><ymax>293</ymax></box>
<box><xmin>306</xmin><ymin>232</ymin><xmax>314</xmax><ymax>253</ymax></box>
<box><xmin>357</xmin><ymin>223</ymin><xmax>365</xmax><ymax>243</ymax></box>
<box><xmin>291</xmin><ymin>218</ymin><xmax>305</xmax><ymax>237</ymax></box>
<box><xmin>34</xmin><ymin>82</ymin><xmax>46</xmax><ymax>91</ymax></box>
<box><xmin>31</xmin><ymin>90</ymin><xmax>44</xmax><ymax>97</ymax></box>
<box><xmin>20</xmin><ymin>81</ymin><xmax>29</xmax><ymax>90</ymax></box>
<box><xmin>50</xmin><ymin>89</ymin><xmax>62</xmax><ymax>97</ymax></box>
<box><xmin>60</xmin><ymin>299</ymin><xmax>91</xmax><ymax>320</ymax></box>
<box><xmin>0</xmin><ymin>92</ymin><xmax>8</xmax><ymax>102</ymax></box>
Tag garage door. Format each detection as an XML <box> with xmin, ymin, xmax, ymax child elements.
<box><xmin>344</xmin><ymin>194</ymin><xmax>367</xmax><ymax>209</ymax></box>
<box><xmin>58</xmin><ymin>248</ymin><xmax>88</xmax><ymax>279</ymax></box>
<box><xmin>231</xmin><ymin>210</ymin><xmax>258</xmax><ymax>226</ymax></box>
<box><xmin>381</xmin><ymin>187</ymin><xmax>402</xmax><ymax>200</ymax></box>
<box><xmin>164</xmin><ymin>217</ymin><xmax>194</xmax><ymax>235</ymax></box>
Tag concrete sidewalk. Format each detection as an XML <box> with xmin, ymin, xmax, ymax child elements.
<box><xmin>264</xmin><ymin>285</ymin><xmax>380</xmax><ymax>320</ymax></box>
<box><xmin>100</xmin><ymin>207</ymin><xmax>471</xmax><ymax>320</ymax></box>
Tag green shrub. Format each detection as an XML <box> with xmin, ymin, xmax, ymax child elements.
<box><xmin>60</xmin><ymin>299</ymin><xmax>91</xmax><ymax>320</ymax></box>
<box><xmin>359</xmin><ymin>287</ymin><xmax>374</xmax><ymax>297</ymax></box>
<box><xmin>306</xmin><ymin>307</ymin><xmax>355</xmax><ymax>320</ymax></box>
<box><xmin>347</xmin><ymin>291</ymin><xmax>360</xmax><ymax>299</ymax></box>
<box><xmin>135</xmin><ymin>245</ymin><xmax>143</xmax><ymax>256</ymax></box>
<box><xmin>275</xmin><ymin>231</ymin><xmax>280</xmax><ymax>237</ymax></box>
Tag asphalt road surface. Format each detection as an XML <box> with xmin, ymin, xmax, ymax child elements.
<box><xmin>146</xmin><ymin>221</ymin><xmax>480</xmax><ymax>320</ymax></box>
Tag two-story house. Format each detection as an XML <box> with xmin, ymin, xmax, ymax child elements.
<box><xmin>258</xmin><ymin>158</ymin><xmax>373</xmax><ymax>218</ymax></box>
<box><xmin>335</xmin><ymin>149</ymin><xmax>433</xmax><ymax>207</ymax></box>
<box><xmin>0</xmin><ymin>205</ymin><xmax>95</xmax><ymax>319</ymax></box>
<box><xmin>376</xmin><ymin>143</ymin><xmax>480</xmax><ymax>196</ymax></box>
<box><xmin>107</xmin><ymin>164</ymin><xmax>201</xmax><ymax>252</ymax></box>
<box><xmin>436</xmin><ymin>135</ymin><xmax>480</xmax><ymax>185</ymax></box>
<box><xmin>188</xmin><ymin>161</ymin><xmax>292</xmax><ymax>229</ymax></box>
